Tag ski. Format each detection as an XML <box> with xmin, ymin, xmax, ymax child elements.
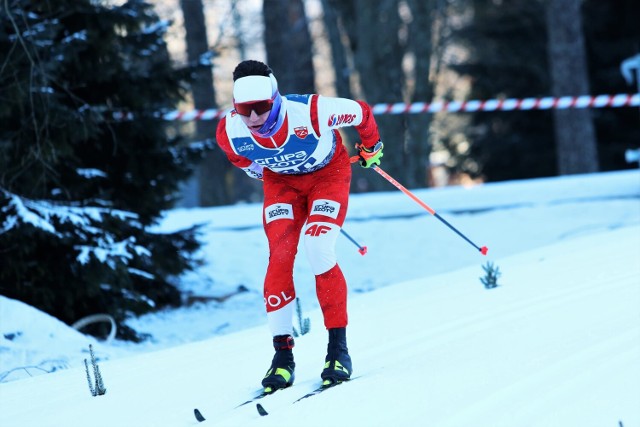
<box><xmin>235</xmin><ymin>384</ymin><xmax>292</xmax><ymax>408</ymax></box>
<box><xmin>194</xmin><ymin>408</ymin><xmax>206</xmax><ymax>422</ymax></box>
<box><xmin>194</xmin><ymin>378</ymin><xmax>358</xmax><ymax>422</ymax></box>
<box><xmin>256</xmin><ymin>403</ymin><xmax>269</xmax><ymax>416</ymax></box>
<box><xmin>294</xmin><ymin>375</ymin><xmax>360</xmax><ymax>403</ymax></box>
<box><xmin>251</xmin><ymin>383</ymin><xmax>336</xmax><ymax>417</ymax></box>
<box><xmin>235</xmin><ymin>390</ymin><xmax>272</xmax><ymax>408</ymax></box>
<box><xmin>254</xmin><ymin>377</ymin><xmax>359</xmax><ymax>417</ymax></box>
<box><xmin>293</xmin><ymin>379</ymin><xmax>344</xmax><ymax>403</ymax></box>
<box><xmin>194</xmin><ymin>386</ymin><xmax>291</xmax><ymax>422</ymax></box>
<box><xmin>193</xmin><ymin>389</ymin><xmax>270</xmax><ymax>422</ymax></box>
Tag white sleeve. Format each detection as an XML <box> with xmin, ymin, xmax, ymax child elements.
<box><xmin>316</xmin><ymin>96</ymin><xmax>365</xmax><ymax>134</ymax></box>
<box><xmin>241</xmin><ymin>162</ymin><xmax>264</xmax><ymax>180</ymax></box>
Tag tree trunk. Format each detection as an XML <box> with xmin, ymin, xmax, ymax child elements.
<box><xmin>263</xmin><ymin>0</ymin><xmax>315</xmax><ymax>94</ymax></box>
<box><xmin>352</xmin><ymin>0</ymin><xmax>406</xmax><ymax>190</ymax></box>
<box><xmin>406</xmin><ymin>0</ymin><xmax>435</xmax><ymax>188</ymax></box>
<box><xmin>546</xmin><ymin>0</ymin><xmax>598</xmax><ymax>174</ymax></box>
<box><xmin>321</xmin><ymin>0</ymin><xmax>353</xmax><ymax>98</ymax></box>
<box><xmin>180</xmin><ymin>0</ymin><xmax>232</xmax><ymax>206</ymax></box>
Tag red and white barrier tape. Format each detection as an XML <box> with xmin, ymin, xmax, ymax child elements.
<box><xmin>371</xmin><ymin>93</ymin><xmax>639</xmax><ymax>115</ymax></box>
<box><xmin>121</xmin><ymin>93</ymin><xmax>639</xmax><ymax>121</ymax></box>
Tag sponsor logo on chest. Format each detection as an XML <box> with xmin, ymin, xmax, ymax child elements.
<box><xmin>255</xmin><ymin>150</ymin><xmax>308</xmax><ymax>167</ymax></box>
<box><xmin>237</xmin><ymin>141</ymin><xmax>255</xmax><ymax>152</ymax></box>
<box><xmin>294</xmin><ymin>126</ymin><xmax>309</xmax><ymax>139</ymax></box>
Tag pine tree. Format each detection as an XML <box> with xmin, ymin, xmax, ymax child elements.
<box><xmin>292</xmin><ymin>298</ymin><xmax>310</xmax><ymax>337</ymax></box>
<box><xmin>0</xmin><ymin>0</ymin><xmax>210</xmax><ymax>340</ymax></box>
<box><xmin>480</xmin><ymin>262</ymin><xmax>501</xmax><ymax>289</ymax></box>
<box><xmin>84</xmin><ymin>344</ymin><xmax>107</xmax><ymax>396</ymax></box>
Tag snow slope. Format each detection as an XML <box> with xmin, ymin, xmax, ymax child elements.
<box><xmin>0</xmin><ymin>170</ymin><xmax>639</xmax><ymax>426</ymax></box>
<box><xmin>0</xmin><ymin>225</ymin><xmax>638</xmax><ymax>426</ymax></box>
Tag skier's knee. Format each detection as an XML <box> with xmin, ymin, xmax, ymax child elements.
<box><xmin>303</xmin><ymin>222</ymin><xmax>339</xmax><ymax>275</ymax></box>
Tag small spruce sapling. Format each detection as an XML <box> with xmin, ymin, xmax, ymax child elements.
<box><xmin>292</xmin><ymin>298</ymin><xmax>311</xmax><ymax>337</ymax></box>
<box><xmin>480</xmin><ymin>261</ymin><xmax>501</xmax><ymax>289</ymax></box>
<box><xmin>84</xmin><ymin>344</ymin><xmax>106</xmax><ymax>396</ymax></box>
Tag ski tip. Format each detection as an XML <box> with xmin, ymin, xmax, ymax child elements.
<box><xmin>194</xmin><ymin>408</ymin><xmax>206</xmax><ymax>422</ymax></box>
<box><xmin>480</xmin><ymin>246</ymin><xmax>488</xmax><ymax>255</ymax></box>
<box><xmin>256</xmin><ymin>403</ymin><xmax>269</xmax><ymax>416</ymax></box>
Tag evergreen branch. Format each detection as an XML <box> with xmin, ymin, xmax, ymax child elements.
<box><xmin>480</xmin><ymin>261</ymin><xmax>501</xmax><ymax>289</ymax></box>
<box><xmin>84</xmin><ymin>344</ymin><xmax>106</xmax><ymax>396</ymax></box>
<box><xmin>84</xmin><ymin>358</ymin><xmax>96</xmax><ymax>397</ymax></box>
<box><xmin>295</xmin><ymin>298</ymin><xmax>311</xmax><ymax>336</ymax></box>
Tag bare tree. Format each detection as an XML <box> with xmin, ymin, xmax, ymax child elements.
<box><xmin>263</xmin><ymin>0</ymin><xmax>315</xmax><ymax>94</ymax></box>
<box><xmin>351</xmin><ymin>0</ymin><xmax>406</xmax><ymax>189</ymax></box>
<box><xmin>325</xmin><ymin>0</ymin><xmax>424</xmax><ymax>189</ymax></box>
<box><xmin>405</xmin><ymin>0</ymin><xmax>436</xmax><ymax>187</ymax></box>
<box><xmin>321</xmin><ymin>0</ymin><xmax>353</xmax><ymax>98</ymax></box>
<box><xmin>546</xmin><ymin>0</ymin><xmax>598</xmax><ymax>174</ymax></box>
<box><xmin>180</xmin><ymin>0</ymin><xmax>232</xmax><ymax>206</ymax></box>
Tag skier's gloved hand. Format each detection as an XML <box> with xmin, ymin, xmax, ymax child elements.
<box><xmin>356</xmin><ymin>141</ymin><xmax>384</xmax><ymax>168</ymax></box>
<box><xmin>242</xmin><ymin>162</ymin><xmax>264</xmax><ymax>180</ymax></box>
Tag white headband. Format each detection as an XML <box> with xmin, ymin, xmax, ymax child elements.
<box><xmin>233</xmin><ymin>74</ymin><xmax>278</xmax><ymax>103</ymax></box>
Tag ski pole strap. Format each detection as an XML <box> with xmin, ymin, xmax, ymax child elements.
<box><xmin>273</xmin><ymin>335</ymin><xmax>294</xmax><ymax>350</ymax></box>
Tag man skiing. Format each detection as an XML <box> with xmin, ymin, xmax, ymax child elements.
<box><xmin>216</xmin><ymin>60</ymin><xmax>383</xmax><ymax>392</ymax></box>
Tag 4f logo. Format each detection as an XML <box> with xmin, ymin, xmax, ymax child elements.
<box><xmin>305</xmin><ymin>224</ymin><xmax>331</xmax><ymax>236</ymax></box>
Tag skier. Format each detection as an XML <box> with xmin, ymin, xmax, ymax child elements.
<box><xmin>216</xmin><ymin>60</ymin><xmax>383</xmax><ymax>392</ymax></box>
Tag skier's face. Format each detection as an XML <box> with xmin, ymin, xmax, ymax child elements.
<box><xmin>239</xmin><ymin>109</ymin><xmax>270</xmax><ymax>133</ymax></box>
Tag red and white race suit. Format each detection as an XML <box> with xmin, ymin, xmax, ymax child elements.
<box><xmin>216</xmin><ymin>94</ymin><xmax>380</xmax><ymax>336</ymax></box>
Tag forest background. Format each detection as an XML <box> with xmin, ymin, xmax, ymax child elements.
<box><xmin>165</xmin><ymin>0</ymin><xmax>640</xmax><ymax>205</ymax></box>
<box><xmin>1</xmin><ymin>0</ymin><xmax>638</xmax><ymax>342</ymax></box>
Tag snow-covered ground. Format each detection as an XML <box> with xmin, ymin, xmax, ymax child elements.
<box><xmin>1</xmin><ymin>169</ymin><xmax>639</xmax><ymax>426</ymax></box>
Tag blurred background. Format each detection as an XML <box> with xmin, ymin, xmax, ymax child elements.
<box><xmin>154</xmin><ymin>0</ymin><xmax>640</xmax><ymax>205</ymax></box>
<box><xmin>1</xmin><ymin>0</ymin><xmax>638</xmax><ymax>340</ymax></box>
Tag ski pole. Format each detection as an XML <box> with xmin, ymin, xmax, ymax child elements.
<box><xmin>350</xmin><ymin>156</ymin><xmax>488</xmax><ymax>255</ymax></box>
<box><xmin>340</xmin><ymin>228</ymin><xmax>367</xmax><ymax>255</ymax></box>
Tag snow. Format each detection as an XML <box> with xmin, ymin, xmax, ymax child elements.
<box><xmin>1</xmin><ymin>189</ymin><xmax>151</xmax><ymax>267</ymax></box>
<box><xmin>1</xmin><ymin>169</ymin><xmax>639</xmax><ymax>426</ymax></box>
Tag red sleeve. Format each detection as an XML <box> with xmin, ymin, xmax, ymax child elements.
<box><xmin>216</xmin><ymin>117</ymin><xmax>252</xmax><ymax>168</ymax></box>
<box><xmin>310</xmin><ymin>94</ymin><xmax>321</xmax><ymax>136</ymax></box>
<box><xmin>354</xmin><ymin>100</ymin><xmax>381</xmax><ymax>149</ymax></box>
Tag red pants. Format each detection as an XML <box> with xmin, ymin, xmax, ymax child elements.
<box><xmin>262</xmin><ymin>146</ymin><xmax>351</xmax><ymax>333</ymax></box>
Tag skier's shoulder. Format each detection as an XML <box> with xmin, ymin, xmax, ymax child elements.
<box><xmin>284</xmin><ymin>93</ymin><xmax>315</xmax><ymax>105</ymax></box>
<box><xmin>223</xmin><ymin>110</ymin><xmax>250</xmax><ymax>135</ymax></box>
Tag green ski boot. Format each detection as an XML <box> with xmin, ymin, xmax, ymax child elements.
<box><xmin>321</xmin><ymin>327</ymin><xmax>352</xmax><ymax>386</ymax></box>
<box><xmin>262</xmin><ymin>335</ymin><xmax>295</xmax><ymax>393</ymax></box>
